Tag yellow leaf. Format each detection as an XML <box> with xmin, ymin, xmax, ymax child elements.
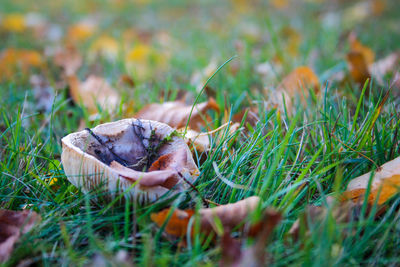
<box><xmin>67</xmin><ymin>21</ymin><xmax>96</xmax><ymax>43</ymax></box>
<box><xmin>89</xmin><ymin>35</ymin><xmax>119</xmax><ymax>61</ymax></box>
<box><xmin>126</xmin><ymin>44</ymin><xmax>152</xmax><ymax>62</ymax></box>
<box><xmin>1</xmin><ymin>14</ymin><xmax>26</xmax><ymax>32</ymax></box>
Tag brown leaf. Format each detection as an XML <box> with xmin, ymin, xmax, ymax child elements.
<box><xmin>349</xmin><ymin>33</ymin><xmax>375</xmax><ymax>65</ymax></box>
<box><xmin>53</xmin><ymin>45</ymin><xmax>82</xmax><ymax>76</ymax></box>
<box><xmin>346</xmin><ymin>34</ymin><xmax>374</xmax><ymax>84</ymax></box>
<box><xmin>342</xmin><ymin>156</ymin><xmax>400</xmax><ymax>205</ymax></box>
<box><xmin>67</xmin><ymin>75</ymin><xmax>120</xmax><ymax>115</ymax></box>
<box><xmin>151</xmin><ymin>196</ymin><xmax>262</xmax><ymax>237</ymax></box>
<box><xmin>136</xmin><ymin>98</ymin><xmax>219</xmax><ymax>131</ymax></box>
<box><xmin>220</xmin><ymin>209</ymin><xmax>282</xmax><ymax>267</ymax></box>
<box><xmin>346</xmin><ymin>51</ymin><xmax>371</xmax><ymax>85</ymax></box>
<box><xmin>277</xmin><ymin>66</ymin><xmax>320</xmax><ymax>100</ymax></box>
<box><xmin>0</xmin><ymin>210</ymin><xmax>40</xmax><ymax>263</ymax></box>
<box><xmin>182</xmin><ymin>128</ymin><xmax>210</xmax><ymax>155</ymax></box>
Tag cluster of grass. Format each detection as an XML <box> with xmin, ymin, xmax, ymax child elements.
<box><xmin>1</xmin><ymin>0</ymin><xmax>400</xmax><ymax>266</ymax></box>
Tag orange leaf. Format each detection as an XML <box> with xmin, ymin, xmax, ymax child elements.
<box><xmin>151</xmin><ymin>209</ymin><xmax>195</xmax><ymax>237</ymax></box>
<box><xmin>349</xmin><ymin>34</ymin><xmax>375</xmax><ymax>65</ymax></box>
<box><xmin>67</xmin><ymin>21</ymin><xmax>96</xmax><ymax>43</ymax></box>
<box><xmin>267</xmin><ymin>66</ymin><xmax>319</xmax><ymax>113</ymax></box>
<box><xmin>151</xmin><ymin>196</ymin><xmax>262</xmax><ymax>237</ymax></box>
<box><xmin>0</xmin><ymin>48</ymin><xmax>43</xmax><ymax>80</ymax></box>
<box><xmin>343</xmin><ymin>156</ymin><xmax>400</xmax><ymax>205</ymax></box>
<box><xmin>346</xmin><ymin>34</ymin><xmax>375</xmax><ymax>84</ymax></box>
<box><xmin>346</xmin><ymin>51</ymin><xmax>371</xmax><ymax>84</ymax></box>
<box><xmin>278</xmin><ymin>66</ymin><xmax>320</xmax><ymax>97</ymax></box>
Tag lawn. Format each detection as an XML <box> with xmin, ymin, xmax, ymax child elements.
<box><xmin>1</xmin><ymin>0</ymin><xmax>400</xmax><ymax>266</ymax></box>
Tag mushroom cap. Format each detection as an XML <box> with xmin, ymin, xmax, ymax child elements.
<box><xmin>61</xmin><ymin>118</ymin><xmax>199</xmax><ymax>204</ymax></box>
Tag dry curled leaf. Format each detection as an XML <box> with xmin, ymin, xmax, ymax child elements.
<box><xmin>68</xmin><ymin>75</ymin><xmax>120</xmax><ymax>115</ymax></box>
<box><xmin>342</xmin><ymin>156</ymin><xmax>400</xmax><ymax>205</ymax></box>
<box><xmin>61</xmin><ymin>118</ymin><xmax>199</xmax><ymax>204</ymax></box>
<box><xmin>136</xmin><ymin>98</ymin><xmax>219</xmax><ymax>131</ymax></box>
<box><xmin>151</xmin><ymin>196</ymin><xmax>262</xmax><ymax>237</ymax></box>
<box><xmin>0</xmin><ymin>210</ymin><xmax>40</xmax><ymax>263</ymax></box>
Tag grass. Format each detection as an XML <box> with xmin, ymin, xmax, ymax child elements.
<box><xmin>1</xmin><ymin>0</ymin><xmax>400</xmax><ymax>266</ymax></box>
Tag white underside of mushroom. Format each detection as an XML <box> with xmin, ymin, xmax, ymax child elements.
<box><xmin>61</xmin><ymin>118</ymin><xmax>199</xmax><ymax>204</ymax></box>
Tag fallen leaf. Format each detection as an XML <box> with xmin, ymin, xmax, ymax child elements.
<box><xmin>126</xmin><ymin>44</ymin><xmax>152</xmax><ymax>62</ymax></box>
<box><xmin>89</xmin><ymin>35</ymin><xmax>120</xmax><ymax>62</ymax></box>
<box><xmin>182</xmin><ymin>128</ymin><xmax>210</xmax><ymax>155</ymax></box>
<box><xmin>346</xmin><ymin>51</ymin><xmax>371</xmax><ymax>85</ymax></box>
<box><xmin>1</xmin><ymin>14</ymin><xmax>26</xmax><ymax>32</ymax></box>
<box><xmin>53</xmin><ymin>45</ymin><xmax>82</xmax><ymax>76</ymax></box>
<box><xmin>0</xmin><ymin>210</ymin><xmax>40</xmax><ymax>263</ymax></box>
<box><xmin>67</xmin><ymin>75</ymin><xmax>120</xmax><ymax>115</ymax></box>
<box><xmin>151</xmin><ymin>196</ymin><xmax>262</xmax><ymax>237</ymax></box>
<box><xmin>343</xmin><ymin>156</ymin><xmax>400</xmax><ymax>205</ymax></box>
<box><xmin>0</xmin><ymin>48</ymin><xmax>43</xmax><ymax>80</ymax></box>
<box><xmin>346</xmin><ymin>34</ymin><xmax>375</xmax><ymax>84</ymax></box>
<box><xmin>180</xmin><ymin>122</ymin><xmax>239</xmax><ymax>156</ymax></box>
<box><xmin>136</xmin><ymin>98</ymin><xmax>219</xmax><ymax>131</ymax></box>
<box><xmin>277</xmin><ymin>66</ymin><xmax>320</xmax><ymax>99</ymax></box>
<box><xmin>220</xmin><ymin>209</ymin><xmax>282</xmax><ymax>267</ymax></box>
<box><xmin>349</xmin><ymin>33</ymin><xmax>375</xmax><ymax>65</ymax></box>
<box><xmin>266</xmin><ymin>66</ymin><xmax>319</xmax><ymax>112</ymax></box>
<box><xmin>66</xmin><ymin>20</ymin><xmax>96</xmax><ymax>43</ymax></box>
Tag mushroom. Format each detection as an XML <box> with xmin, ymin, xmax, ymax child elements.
<box><xmin>61</xmin><ymin>118</ymin><xmax>199</xmax><ymax>204</ymax></box>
